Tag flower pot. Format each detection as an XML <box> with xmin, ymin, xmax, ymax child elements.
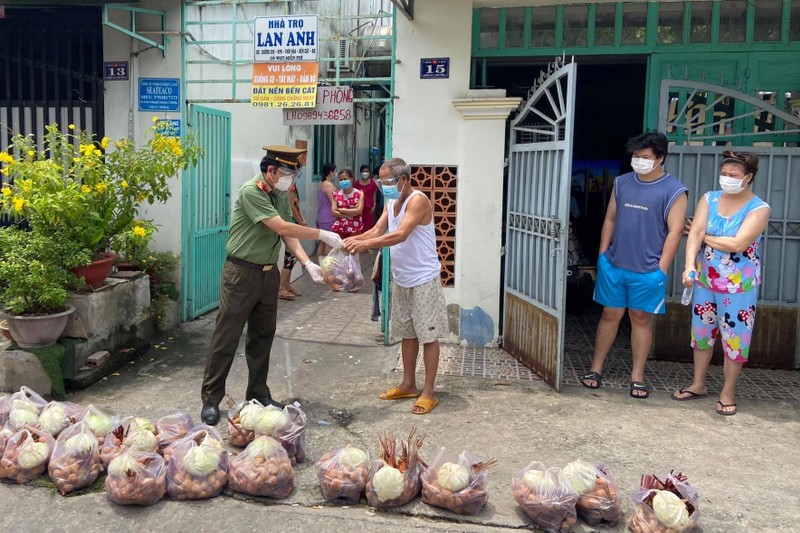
<box><xmin>71</xmin><ymin>252</ymin><xmax>117</xmax><ymax>289</ymax></box>
<box><xmin>115</xmin><ymin>262</ymin><xmax>141</xmax><ymax>272</ymax></box>
<box><xmin>1</xmin><ymin>306</ymin><xmax>75</xmax><ymax>348</ymax></box>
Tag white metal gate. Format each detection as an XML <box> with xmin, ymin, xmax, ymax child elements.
<box><xmin>503</xmin><ymin>57</ymin><xmax>577</xmax><ymax>389</ymax></box>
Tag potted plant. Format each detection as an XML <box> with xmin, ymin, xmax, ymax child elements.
<box><xmin>0</xmin><ymin>227</ymin><xmax>91</xmax><ymax>348</ymax></box>
<box><xmin>111</xmin><ymin>220</ymin><xmax>156</xmax><ymax>271</ymax></box>
<box><xmin>0</xmin><ymin>121</ymin><xmax>200</xmax><ymax>289</ymax></box>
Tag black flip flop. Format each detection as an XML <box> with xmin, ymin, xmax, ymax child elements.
<box><xmin>716</xmin><ymin>401</ymin><xmax>737</xmax><ymax>416</ymax></box>
<box><xmin>671</xmin><ymin>388</ymin><xmax>709</xmax><ymax>401</ymax></box>
<box><xmin>630</xmin><ymin>381</ymin><xmax>650</xmax><ymax>399</ymax></box>
<box><xmin>580</xmin><ymin>371</ymin><xmax>603</xmax><ymax>389</ymax></box>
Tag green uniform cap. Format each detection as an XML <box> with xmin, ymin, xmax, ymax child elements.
<box><xmin>262</xmin><ymin>145</ymin><xmax>306</xmax><ymax>169</ymax></box>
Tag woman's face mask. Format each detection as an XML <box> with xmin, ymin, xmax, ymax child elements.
<box><xmin>361</xmin><ymin>172</ymin><xmax>370</xmax><ymax>179</ymax></box>
<box><xmin>719</xmin><ymin>174</ymin><xmax>749</xmax><ymax>194</ymax></box>
<box><xmin>339</xmin><ymin>179</ymin><xmax>352</xmax><ymax>189</ymax></box>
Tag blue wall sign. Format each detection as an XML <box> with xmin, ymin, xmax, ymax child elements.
<box><xmin>104</xmin><ymin>61</ymin><xmax>129</xmax><ymax>81</ymax></box>
<box><xmin>155</xmin><ymin>119</ymin><xmax>181</xmax><ymax>137</ymax></box>
<box><xmin>138</xmin><ymin>78</ymin><xmax>180</xmax><ymax>112</ymax></box>
<box><xmin>420</xmin><ymin>57</ymin><xmax>449</xmax><ymax>79</ymax></box>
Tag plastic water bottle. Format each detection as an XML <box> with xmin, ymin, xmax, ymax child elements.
<box><xmin>681</xmin><ymin>271</ymin><xmax>696</xmax><ymax>305</ymax></box>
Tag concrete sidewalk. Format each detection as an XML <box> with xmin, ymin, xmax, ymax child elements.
<box><xmin>0</xmin><ymin>267</ymin><xmax>798</xmax><ymax>532</ymax></box>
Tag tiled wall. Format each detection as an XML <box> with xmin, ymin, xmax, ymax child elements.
<box><xmin>410</xmin><ymin>165</ymin><xmax>457</xmax><ymax>286</ymax></box>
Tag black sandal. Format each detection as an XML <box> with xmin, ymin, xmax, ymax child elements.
<box><xmin>629</xmin><ymin>381</ymin><xmax>650</xmax><ymax>399</ymax></box>
<box><xmin>580</xmin><ymin>371</ymin><xmax>603</xmax><ymax>389</ymax></box>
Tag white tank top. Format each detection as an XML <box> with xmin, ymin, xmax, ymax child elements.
<box><xmin>387</xmin><ymin>190</ymin><xmax>441</xmax><ymax>288</ymax></box>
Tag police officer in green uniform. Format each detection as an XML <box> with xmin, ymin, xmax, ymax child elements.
<box><xmin>200</xmin><ymin>145</ymin><xmax>343</xmax><ymax>425</ymax></box>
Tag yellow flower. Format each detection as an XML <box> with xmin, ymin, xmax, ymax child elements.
<box><xmin>21</xmin><ymin>179</ymin><xmax>31</xmax><ymax>192</ymax></box>
<box><xmin>27</xmin><ymin>150</ymin><xmax>35</xmax><ymax>157</ymax></box>
<box><xmin>68</xmin><ymin>124</ymin><xmax>75</xmax><ymax>130</ymax></box>
<box><xmin>81</xmin><ymin>185</ymin><xmax>92</xmax><ymax>193</ymax></box>
<box><xmin>79</xmin><ymin>143</ymin><xmax>92</xmax><ymax>155</ymax></box>
<box><xmin>0</xmin><ymin>152</ymin><xmax>13</xmax><ymax>163</ymax></box>
<box><xmin>152</xmin><ymin>116</ymin><xmax>159</xmax><ymax>123</ymax></box>
<box><xmin>95</xmin><ymin>182</ymin><xmax>107</xmax><ymax>193</ymax></box>
<box><xmin>0</xmin><ymin>167</ymin><xmax>8</xmax><ymax>176</ymax></box>
<box><xmin>100</xmin><ymin>137</ymin><xmax>109</xmax><ymax>150</ymax></box>
<box><xmin>172</xmin><ymin>146</ymin><xmax>183</xmax><ymax>157</ymax></box>
<box><xmin>13</xmin><ymin>198</ymin><xmax>24</xmax><ymax>211</ymax></box>
<box><xmin>93</xmin><ymin>148</ymin><xmax>102</xmax><ymax>157</ymax></box>
<box><xmin>121</xmin><ymin>180</ymin><xmax>128</xmax><ymax>189</ymax></box>
<box><xmin>73</xmin><ymin>157</ymin><xmax>81</xmax><ymax>163</ymax></box>
<box><xmin>1</xmin><ymin>187</ymin><xmax>11</xmax><ymax>197</ymax></box>
<box><xmin>133</xmin><ymin>226</ymin><xmax>147</xmax><ymax>237</ymax></box>
<box><xmin>136</xmin><ymin>193</ymin><xmax>147</xmax><ymax>202</ymax></box>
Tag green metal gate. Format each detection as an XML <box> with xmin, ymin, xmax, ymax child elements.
<box><xmin>182</xmin><ymin>105</ymin><xmax>232</xmax><ymax>320</ymax></box>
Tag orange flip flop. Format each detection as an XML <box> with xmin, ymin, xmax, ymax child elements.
<box><xmin>411</xmin><ymin>397</ymin><xmax>438</xmax><ymax>415</ymax></box>
<box><xmin>380</xmin><ymin>387</ymin><xmax>420</xmax><ymax>400</ymax></box>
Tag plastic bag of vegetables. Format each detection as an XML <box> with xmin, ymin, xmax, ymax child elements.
<box><xmin>228</xmin><ymin>436</ymin><xmax>294</xmax><ymax>499</ymax></box>
<box><xmin>0</xmin><ymin>425</ymin><xmax>55</xmax><ymax>484</ymax></box>
<box><xmin>2</xmin><ymin>386</ymin><xmax>47</xmax><ymax>430</ymax></box>
<box><xmin>156</xmin><ymin>412</ymin><xmax>194</xmax><ymax>453</ymax></box>
<box><xmin>0</xmin><ymin>425</ymin><xmax>13</xmax><ymax>457</ymax></box>
<box><xmin>162</xmin><ymin>424</ymin><xmax>222</xmax><ymax>465</ymax></box>
<box><xmin>316</xmin><ymin>445</ymin><xmax>370</xmax><ymax>503</ymax></box>
<box><xmin>48</xmin><ymin>422</ymin><xmax>102</xmax><ymax>494</ymax></box>
<box><xmin>106</xmin><ymin>450</ymin><xmax>167</xmax><ymax>506</ymax></box>
<box><xmin>166</xmin><ymin>428</ymin><xmax>228</xmax><ymax>500</ymax></box>
<box><xmin>512</xmin><ymin>462</ymin><xmax>579</xmax><ymax>533</ymax></box>
<box><xmin>321</xmin><ymin>249</ymin><xmax>365</xmax><ymax>292</ymax></box>
<box><xmin>38</xmin><ymin>401</ymin><xmax>85</xmax><ymax>437</ymax></box>
<box><xmin>561</xmin><ymin>460</ymin><xmax>621</xmax><ymax>526</ymax></box>
<box><xmin>100</xmin><ymin>417</ymin><xmax>158</xmax><ymax>468</ymax></box>
<box><xmin>626</xmin><ymin>472</ymin><xmax>700</xmax><ymax>533</ymax></box>
<box><xmin>365</xmin><ymin>429</ymin><xmax>426</xmax><ymax>509</ymax></box>
<box><xmin>78</xmin><ymin>404</ymin><xmax>114</xmax><ymax>446</ymax></box>
<box><xmin>226</xmin><ymin>397</ymin><xmax>263</xmax><ymax>447</ymax></box>
<box><xmin>421</xmin><ymin>448</ymin><xmax>498</xmax><ymax>516</ymax></box>
<box><xmin>260</xmin><ymin>404</ymin><xmax>307</xmax><ymax>465</ymax></box>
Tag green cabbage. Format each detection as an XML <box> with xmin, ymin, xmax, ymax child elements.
<box><xmin>239</xmin><ymin>402</ymin><xmax>263</xmax><ymax>431</ymax></box>
<box><xmin>437</xmin><ymin>462</ymin><xmax>470</xmax><ymax>492</ymax></box>
<box><xmin>134</xmin><ymin>417</ymin><xmax>155</xmax><ymax>433</ymax></box>
<box><xmin>108</xmin><ymin>452</ymin><xmax>140</xmax><ymax>476</ymax></box>
<box><xmin>84</xmin><ymin>408</ymin><xmax>112</xmax><ymax>436</ymax></box>
<box><xmin>18</xmin><ymin>441</ymin><xmax>49</xmax><ymax>469</ymax></box>
<box><xmin>522</xmin><ymin>469</ymin><xmax>553</xmax><ymax>492</ymax></box>
<box><xmin>64</xmin><ymin>432</ymin><xmax>96</xmax><ymax>455</ymax></box>
<box><xmin>248</xmin><ymin>436</ymin><xmax>282</xmax><ymax>458</ymax></box>
<box><xmin>653</xmin><ymin>490</ymin><xmax>690</xmax><ymax>530</ymax></box>
<box><xmin>253</xmin><ymin>408</ymin><xmax>289</xmax><ymax>436</ymax></box>
<box><xmin>562</xmin><ymin>460</ymin><xmax>597</xmax><ymax>494</ymax></box>
<box><xmin>373</xmin><ymin>466</ymin><xmax>404</xmax><ymax>501</ymax></box>
<box><xmin>9</xmin><ymin>409</ymin><xmax>38</xmax><ymax>429</ymax></box>
<box><xmin>183</xmin><ymin>445</ymin><xmax>221</xmax><ymax>476</ymax></box>
<box><xmin>38</xmin><ymin>404</ymin><xmax>68</xmax><ymax>435</ymax></box>
<box><xmin>338</xmin><ymin>446</ymin><xmax>367</xmax><ymax>469</ymax></box>
<box><xmin>124</xmin><ymin>428</ymin><xmax>158</xmax><ymax>451</ymax></box>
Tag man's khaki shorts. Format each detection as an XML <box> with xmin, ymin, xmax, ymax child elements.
<box><xmin>391</xmin><ymin>277</ymin><xmax>448</xmax><ymax>344</ymax></box>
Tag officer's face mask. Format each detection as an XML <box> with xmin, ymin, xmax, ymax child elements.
<box><xmin>274</xmin><ymin>168</ymin><xmax>298</xmax><ymax>191</ymax></box>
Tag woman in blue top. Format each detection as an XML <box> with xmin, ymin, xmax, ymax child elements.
<box><xmin>672</xmin><ymin>151</ymin><xmax>770</xmax><ymax>415</ymax></box>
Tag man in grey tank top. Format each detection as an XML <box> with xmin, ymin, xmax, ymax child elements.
<box><xmin>581</xmin><ymin>132</ymin><xmax>688</xmax><ymax>399</ymax></box>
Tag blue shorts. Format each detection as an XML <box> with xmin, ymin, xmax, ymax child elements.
<box><xmin>594</xmin><ymin>253</ymin><xmax>667</xmax><ymax>314</ymax></box>
<box><xmin>690</xmin><ymin>285</ymin><xmax>758</xmax><ymax>362</ymax></box>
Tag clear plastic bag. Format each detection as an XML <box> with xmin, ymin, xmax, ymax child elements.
<box><xmin>315</xmin><ymin>445</ymin><xmax>370</xmax><ymax>503</ymax></box>
<box><xmin>228</xmin><ymin>436</ymin><xmax>294</xmax><ymax>499</ymax></box>
<box><xmin>38</xmin><ymin>401</ymin><xmax>86</xmax><ymax>437</ymax></box>
<box><xmin>626</xmin><ymin>472</ymin><xmax>700</xmax><ymax>533</ymax></box>
<box><xmin>156</xmin><ymin>412</ymin><xmax>194</xmax><ymax>453</ymax></box>
<box><xmin>421</xmin><ymin>448</ymin><xmax>496</xmax><ymax>516</ymax></box>
<box><xmin>166</xmin><ymin>427</ymin><xmax>228</xmax><ymax>500</ymax></box>
<box><xmin>1</xmin><ymin>386</ymin><xmax>48</xmax><ymax>430</ymax></box>
<box><xmin>365</xmin><ymin>430</ymin><xmax>426</xmax><ymax>509</ymax></box>
<box><xmin>163</xmin><ymin>424</ymin><xmax>223</xmax><ymax>465</ymax></box>
<box><xmin>0</xmin><ymin>425</ymin><xmax>14</xmax><ymax>458</ymax></box>
<box><xmin>100</xmin><ymin>416</ymin><xmax>158</xmax><ymax>469</ymax></box>
<box><xmin>48</xmin><ymin>422</ymin><xmax>102</xmax><ymax>494</ymax></box>
<box><xmin>512</xmin><ymin>462</ymin><xmax>579</xmax><ymax>533</ymax></box>
<box><xmin>78</xmin><ymin>404</ymin><xmax>114</xmax><ymax>447</ymax></box>
<box><xmin>272</xmin><ymin>404</ymin><xmax>307</xmax><ymax>465</ymax></box>
<box><xmin>105</xmin><ymin>450</ymin><xmax>167</xmax><ymax>506</ymax></box>
<box><xmin>0</xmin><ymin>426</ymin><xmax>55</xmax><ymax>484</ymax></box>
<box><xmin>562</xmin><ymin>460</ymin><xmax>621</xmax><ymax>526</ymax></box>
<box><xmin>226</xmin><ymin>398</ymin><xmax>262</xmax><ymax>447</ymax></box>
<box><xmin>321</xmin><ymin>249</ymin><xmax>365</xmax><ymax>292</ymax></box>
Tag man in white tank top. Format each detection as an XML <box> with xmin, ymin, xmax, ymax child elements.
<box><xmin>342</xmin><ymin>158</ymin><xmax>447</xmax><ymax>415</ymax></box>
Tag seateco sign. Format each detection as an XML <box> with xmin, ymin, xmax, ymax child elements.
<box><xmin>254</xmin><ymin>15</ymin><xmax>319</xmax><ymax>62</ymax></box>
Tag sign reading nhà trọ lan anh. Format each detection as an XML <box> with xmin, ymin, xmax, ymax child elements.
<box><xmin>254</xmin><ymin>15</ymin><xmax>319</xmax><ymax>62</ymax></box>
